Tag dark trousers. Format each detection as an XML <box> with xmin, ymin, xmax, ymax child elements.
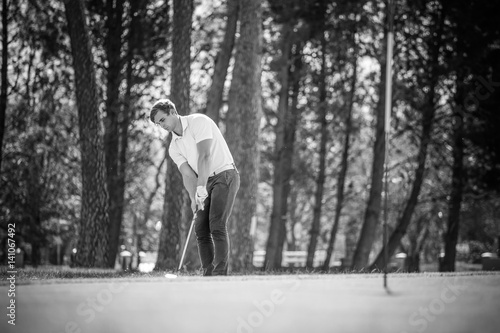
<box><xmin>194</xmin><ymin>169</ymin><xmax>240</xmax><ymax>276</ymax></box>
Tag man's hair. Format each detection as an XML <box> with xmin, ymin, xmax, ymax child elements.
<box><xmin>150</xmin><ymin>99</ymin><xmax>178</xmax><ymax>123</ymax></box>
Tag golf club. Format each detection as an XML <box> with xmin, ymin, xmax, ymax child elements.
<box><xmin>165</xmin><ymin>210</ymin><xmax>197</xmax><ymax>279</ymax></box>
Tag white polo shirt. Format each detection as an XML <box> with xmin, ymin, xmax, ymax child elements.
<box><xmin>168</xmin><ymin>114</ymin><xmax>234</xmax><ymax>176</ymax></box>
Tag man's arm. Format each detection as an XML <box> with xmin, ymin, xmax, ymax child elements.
<box><xmin>196</xmin><ymin>138</ymin><xmax>212</xmax><ymax>188</ymax></box>
<box><xmin>179</xmin><ymin>162</ymin><xmax>198</xmax><ymax>210</ymax></box>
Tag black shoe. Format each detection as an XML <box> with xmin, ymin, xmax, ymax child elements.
<box><xmin>203</xmin><ymin>264</ymin><xmax>214</xmax><ymax>276</ymax></box>
<box><xmin>212</xmin><ymin>263</ymin><xmax>228</xmax><ymax>276</ymax></box>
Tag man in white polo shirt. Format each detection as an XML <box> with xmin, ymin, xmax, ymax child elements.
<box><xmin>150</xmin><ymin>99</ymin><xmax>240</xmax><ymax>276</ymax></box>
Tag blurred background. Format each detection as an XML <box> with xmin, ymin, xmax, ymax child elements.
<box><xmin>0</xmin><ymin>0</ymin><xmax>499</xmax><ymax>274</ymax></box>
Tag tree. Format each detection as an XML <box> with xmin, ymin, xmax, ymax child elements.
<box><xmin>84</xmin><ymin>0</ymin><xmax>171</xmax><ymax>267</ymax></box>
<box><xmin>226</xmin><ymin>0</ymin><xmax>262</xmax><ymax>272</ymax></box>
<box><xmin>351</xmin><ymin>1</ymin><xmax>388</xmax><ymax>270</ymax></box>
<box><xmin>440</xmin><ymin>77</ymin><xmax>465</xmax><ymax>272</ymax></box>
<box><xmin>265</xmin><ymin>41</ymin><xmax>305</xmax><ymax>270</ymax></box>
<box><xmin>439</xmin><ymin>0</ymin><xmax>500</xmax><ymax>271</ymax></box>
<box><xmin>306</xmin><ymin>31</ymin><xmax>329</xmax><ymax>269</ymax></box>
<box><xmin>403</xmin><ymin>209</ymin><xmax>433</xmax><ymax>272</ymax></box>
<box><xmin>371</xmin><ymin>0</ymin><xmax>446</xmax><ymax>270</ymax></box>
<box><xmin>205</xmin><ymin>0</ymin><xmax>239</xmax><ymax>124</ymax></box>
<box><xmin>264</xmin><ymin>20</ymin><xmax>294</xmax><ymax>270</ymax></box>
<box><xmin>0</xmin><ymin>0</ymin><xmax>8</xmax><ymax>173</ymax></box>
<box><xmin>64</xmin><ymin>0</ymin><xmax>110</xmax><ymax>267</ymax></box>
<box><xmin>264</xmin><ymin>0</ymin><xmax>328</xmax><ymax>271</ymax></box>
<box><xmin>102</xmin><ymin>0</ymin><xmax>126</xmax><ymax>268</ymax></box>
<box><xmin>155</xmin><ymin>0</ymin><xmax>193</xmax><ymax>271</ymax></box>
<box><xmin>323</xmin><ymin>33</ymin><xmax>358</xmax><ymax>271</ymax></box>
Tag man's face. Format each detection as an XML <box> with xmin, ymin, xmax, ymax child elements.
<box><xmin>153</xmin><ymin>110</ymin><xmax>177</xmax><ymax>133</ymax></box>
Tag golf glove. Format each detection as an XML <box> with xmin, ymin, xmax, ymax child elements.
<box><xmin>195</xmin><ymin>186</ymin><xmax>208</xmax><ymax>210</ymax></box>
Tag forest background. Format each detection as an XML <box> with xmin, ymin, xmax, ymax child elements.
<box><xmin>1</xmin><ymin>0</ymin><xmax>499</xmax><ymax>273</ymax></box>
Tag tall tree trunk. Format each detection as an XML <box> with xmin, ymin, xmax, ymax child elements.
<box><xmin>323</xmin><ymin>51</ymin><xmax>357</xmax><ymax>270</ymax></box>
<box><xmin>0</xmin><ymin>0</ymin><xmax>8</xmax><ymax>173</ymax></box>
<box><xmin>405</xmin><ymin>215</ymin><xmax>429</xmax><ymax>273</ymax></box>
<box><xmin>226</xmin><ymin>0</ymin><xmax>262</xmax><ymax>272</ymax></box>
<box><xmin>142</xmin><ymin>156</ymin><xmax>166</xmax><ymax>228</ymax></box>
<box><xmin>205</xmin><ymin>0</ymin><xmax>239</xmax><ymax>124</ymax></box>
<box><xmin>26</xmin><ymin>151</ymin><xmax>43</xmax><ymax>267</ymax></box>
<box><xmin>370</xmin><ymin>86</ymin><xmax>435</xmax><ymax>271</ymax></box>
<box><xmin>351</xmin><ymin>22</ymin><xmax>387</xmax><ymax>270</ymax></box>
<box><xmin>440</xmin><ymin>81</ymin><xmax>465</xmax><ymax>272</ymax></box>
<box><xmin>306</xmin><ymin>33</ymin><xmax>328</xmax><ymax>269</ymax></box>
<box><xmin>287</xmin><ymin>190</ymin><xmax>299</xmax><ymax>251</ymax></box>
<box><xmin>344</xmin><ymin>217</ymin><xmax>359</xmax><ymax>268</ymax></box>
<box><xmin>264</xmin><ymin>22</ymin><xmax>293</xmax><ymax>270</ymax></box>
<box><xmin>64</xmin><ymin>0</ymin><xmax>110</xmax><ymax>268</ymax></box>
<box><xmin>273</xmin><ymin>44</ymin><xmax>304</xmax><ymax>268</ymax></box>
<box><xmin>155</xmin><ymin>0</ymin><xmax>193</xmax><ymax>271</ymax></box>
<box><xmin>115</xmin><ymin>0</ymin><xmax>140</xmax><ymax>266</ymax></box>
<box><xmin>280</xmin><ymin>50</ymin><xmax>303</xmax><ymax>255</ymax></box>
<box><xmin>104</xmin><ymin>0</ymin><xmax>125</xmax><ymax>268</ymax></box>
<box><xmin>370</xmin><ymin>4</ymin><xmax>445</xmax><ymax>270</ymax></box>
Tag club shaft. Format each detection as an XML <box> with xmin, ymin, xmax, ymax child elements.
<box><xmin>178</xmin><ymin>214</ymin><xmax>196</xmax><ymax>271</ymax></box>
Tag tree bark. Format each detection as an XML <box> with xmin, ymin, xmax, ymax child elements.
<box><xmin>351</xmin><ymin>20</ymin><xmax>387</xmax><ymax>271</ymax></box>
<box><xmin>404</xmin><ymin>215</ymin><xmax>429</xmax><ymax>273</ymax></box>
<box><xmin>287</xmin><ymin>188</ymin><xmax>299</xmax><ymax>251</ymax></box>
<box><xmin>26</xmin><ymin>151</ymin><xmax>43</xmax><ymax>267</ymax></box>
<box><xmin>440</xmin><ymin>82</ymin><xmax>465</xmax><ymax>272</ymax></box>
<box><xmin>64</xmin><ymin>0</ymin><xmax>110</xmax><ymax>268</ymax></box>
<box><xmin>142</xmin><ymin>156</ymin><xmax>166</xmax><ymax>228</ymax></box>
<box><xmin>205</xmin><ymin>0</ymin><xmax>239</xmax><ymax>124</ymax></box>
<box><xmin>306</xmin><ymin>32</ymin><xmax>329</xmax><ymax>269</ymax></box>
<box><xmin>0</xmin><ymin>0</ymin><xmax>8</xmax><ymax>173</ymax></box>
<box><xmin>279</xmin><ymin>49</ymin><xmax>302</xmax><ymax>255</ymax></box>
<box><xmin>323</xmin><ymin>50</ymin><xmax>357</xmax><ymax>271</ymax></box>
<box><xmin>264</xmin><ymin>22</ymin><xmax>293</xmax><ymax>270</ymax></box>
<box><xmin>370</xmin><ymin>4</ymin><xmax>445</xmax><ymax>270</ymax></box>
<box><xmin>344</xmin><ymin>217</ymin><xmax>359</xmax><ymax>268</ymax></box>
<box><xmin>155</xmin><ymin>0</ymin><xmax>193</xmax><ymax>271</ymax></box>
<box><xmin>273</xmin><ymin>44</ymin><xmax>304</xmax><ymax>269</ymax></box>
<box><xmin>114</xmin><ymin>0</ymin><xmax>141</xmax><ymax>266</ymax></box>
<box><xmin>226</xmin><ymin>0</ymin><xmax>262</xmax><ymax>272</ymax></box>
<box><xmin>104</xmin><ymin>0</ymin><xmax>125</xmax><ymax>268</ymax></box>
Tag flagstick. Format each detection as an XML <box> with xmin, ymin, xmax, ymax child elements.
<box><xmin>383</xmin><ymin>0</ymin><xmax>395</xmax><ymax>290</ymax></box>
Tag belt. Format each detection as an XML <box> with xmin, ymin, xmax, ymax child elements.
<box><xmin>210</xmin><ymin>163</ymin><xmax>236</xmax><ymax>177</ymax></box>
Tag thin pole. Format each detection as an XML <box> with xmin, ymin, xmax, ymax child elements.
<box><xmin>383</xmin><ymin>134</ymin><xmax>390</xmax><ymax>288</ymax></box>
<box><xmin>178</xmin><ymin>212</ymin><xmax>197</xmax><ymax>271</ymax></box>
<box><xmin>383</xmin><ymin>0</ymin><xmax>395</xmax><ymax>290</ymax></box>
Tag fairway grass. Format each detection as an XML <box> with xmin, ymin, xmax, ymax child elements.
<box><xmin>1</xmin><ymin>271</ymin><xmax>499</xmax><ymax>333</ymax></box>
<box><xmin>0</xmin><ymin>263</ymin><xmax>497</xmax><ymax>286</ymax></box>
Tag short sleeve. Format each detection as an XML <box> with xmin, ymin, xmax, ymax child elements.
<box><xmin>190</xmin><ymin>115</ymin><xmax>213</xmax><ymax>143</ymax></box>
<box><xmin>168</xmin><ymin>142</ymin><xmax>187</xmax><ymax>169</ymax></box>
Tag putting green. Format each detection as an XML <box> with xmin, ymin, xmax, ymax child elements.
<box><xmin>1</xmin><ymin>273</ymin><xmax>499</xmax><ymax>333</ymax></box>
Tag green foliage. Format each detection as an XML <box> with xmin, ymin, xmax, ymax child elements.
<box><xmin>1</xmin><ymin>0</ymin><xmax>498</xmax><ymax>270</ymax></box>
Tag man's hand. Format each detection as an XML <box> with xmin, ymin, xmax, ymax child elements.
<box><xmin>190</xmin><ymin>199</ymin><xmax>197</xmax><ymax>214</ymax></box>
<box><xmin>195</xmin><ymin>186</ymin><xmax>208</xmax><ymax>210</ymax></box>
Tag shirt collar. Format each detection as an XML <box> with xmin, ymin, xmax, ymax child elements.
<box><xmin>172</xmin><ymin>115</ymin><xmax>188</xmax><ymax>140</ymax></box>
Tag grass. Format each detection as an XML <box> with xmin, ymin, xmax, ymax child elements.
<box><xmin>0</xmin><ymin>265</ymin><xmax>188</xmax><ymax>285</ymax></box>
<box><xmin>0</xmin><ymin>265</ymin><xmax>338</xmax><ymax>285</ymax></box>
<box><xmin>0</xmin><ymin>261</ymin><xmax>488</xmax><ymax>286</ymax></box>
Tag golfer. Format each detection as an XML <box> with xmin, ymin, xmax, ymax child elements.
<box><xmin>150</xmin><ymin>99</ymin><xmax>240</xmax><ymax>276</ymax></box>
